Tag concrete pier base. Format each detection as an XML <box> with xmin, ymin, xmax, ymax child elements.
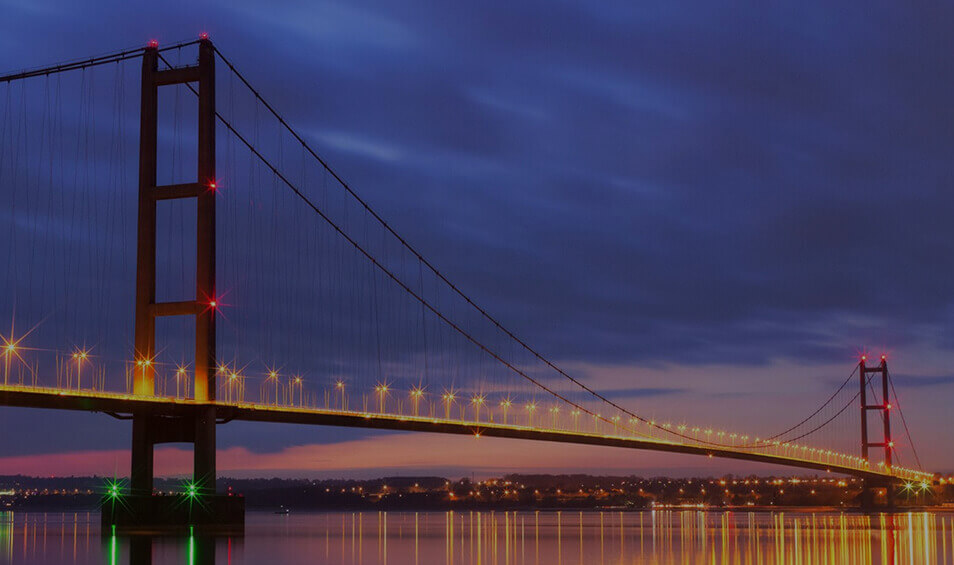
<box><xmin>102</xmin><ymin>494</ymin><xmax>245</xmax><ymax>535</ymax></box>
<box><xmin>859</xmin><ymin>479</ymin><xmax>896</xmax><ymax>511</ymax></box>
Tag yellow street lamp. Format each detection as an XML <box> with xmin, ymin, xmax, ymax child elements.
<box><xmin>526</xmin><ymin>402</ymin><xmax>537</xmax><ymax>428</ymax></box>
<box><xmin>134</xmin><ymin>356</ymin><xmax>154</xmax><ymax>395</ymax></box>
<box><xmin>471</xmin><ymin>394</ymin><xmax>485</xmax><ymax>422</ymax></box>
<box><xmin>175</xmin><ymin>365</ymin><xmax>188</xmax><ymax>398</ymax></box>
<box><xmin>335</xmin><ymin>380</ymin><xmax>346</xmax><ymax>411</ymax></box>
<box><xmin>410</xmin><ymin>387</ymin><xmax>425</xmax><ymax>416</ymax></box>
<box><xmin>293</xmin><ymin>375</ymin><xmax>303</xmax><ymax>406</ymax></box>
<box><xmin>611</xmin><ymin>414</ymin><xmax>621</xmax><ymax>434</ymax></box>
<box><xmin>499</xmin><ymin>397</ymin><xmax>513</xmax><ymax>425</ymax></box>
<box><xmin>0</xmin><ymin>331</ymin><xmax>26</xmax><ymax>387</ymax></box>
<box><xmin>72</xmin><ymin>348</ymin><xmax>90</xmax><ymax>390</ymax></box>
<box><xmin>228</xmin><ymin>371</ymin><xmax>239</xmax><ymax>403</ymax></box>
<box><xmin>265</xmin><ymin>368</ymin><xmax>280</xmax><ymax>404</ymax></box>
<box><xmin>375</xmin><ymin>382</ymin><xmax>390</xmax><ymax>413</ymax></box>
<box><xmin>441</xmin><ymin>390</ymin><xmax>457</xmax><ymax>420</ymax></box>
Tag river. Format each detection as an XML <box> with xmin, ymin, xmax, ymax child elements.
<box><xmin>0</xmin><ymin>509</ymin><xmax>950</xmax><ymax>564</ymax></box>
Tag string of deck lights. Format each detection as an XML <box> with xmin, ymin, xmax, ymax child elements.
<box><xmin>0</xmin><ymin>328</ymin><xmax>937</xmax><ymax>483</ymax></box>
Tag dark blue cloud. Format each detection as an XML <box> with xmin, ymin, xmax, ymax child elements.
<box><xmin>890</xmin><ymin>374</ymin><xmax>954</xmax><ymax>389</ymax></box>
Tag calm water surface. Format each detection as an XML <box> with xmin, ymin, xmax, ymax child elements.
<box><xmin>0</xmin><ymin>509</ymin><xmax>951</xmax><ymax>564</ymax></box>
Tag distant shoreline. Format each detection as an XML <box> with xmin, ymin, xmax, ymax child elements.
<box><xmin>1</xmin><ymin>472</ymin><xmax>948</xmax><ymax>512</ymax></box>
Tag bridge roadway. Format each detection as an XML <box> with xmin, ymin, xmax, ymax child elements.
<box><xmin>0</xmin><ymin>384</ymin><xmax>924</xmax><ymax>484</ymax></box>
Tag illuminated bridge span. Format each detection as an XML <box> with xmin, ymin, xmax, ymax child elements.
<box><xmin>0</xmin><ymin>380</ymin><xmax>931</xmax><ymax>483</ymax></box>
<box><xmin>0</xmin><ymin>37</ymin><xmax>935</xmax><ymax>525</ymax></box>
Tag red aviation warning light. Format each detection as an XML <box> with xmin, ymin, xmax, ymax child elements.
<box><xmin>147</xmin><ymin>39</ymin><xmax>159</xmax><ymax>48</ymax></box>
<box><xmin>201</xmin><ymin>291</ymin><xmax>228</xmax><ymax>315</ymax></box>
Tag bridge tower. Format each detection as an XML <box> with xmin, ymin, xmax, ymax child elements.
<box><xmin>859</xmin><ymin>355</ymin><xmax>894</xmax><ymax>508</ymax></box>
<box><xmin>859</xmin><ymin>355</ymin><xmax>893</xmax><ymax>470</ymax></box>
<box><xmin>106</xmin><ymin>38</ymin><xmax>241</xmax><ymax>534</ymax></box>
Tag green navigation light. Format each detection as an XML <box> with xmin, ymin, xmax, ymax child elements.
<box><xmin>104</xmin><ymin>479</ymin><xmax>124</xmax><ymax>499</ymax></box>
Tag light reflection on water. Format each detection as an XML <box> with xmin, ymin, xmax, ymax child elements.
<box><xmin>0</xmin><ymin>509</ymin><xmax>951</xmax><ymax>564</ymax></box>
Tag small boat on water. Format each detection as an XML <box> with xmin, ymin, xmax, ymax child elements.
<box><xmin>274</xmin><ymin>506</ymin><xmax>290</xmax><ymax>515</ymax></box>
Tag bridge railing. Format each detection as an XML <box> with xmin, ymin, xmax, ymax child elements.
<box><xmin>0</xmin><ymin>346</ymin><xmax>935</xmax><ymax>483</ymax></box>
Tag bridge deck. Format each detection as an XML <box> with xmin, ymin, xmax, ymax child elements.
<box><xmin>0</xmin><ymin>385</ymin><xmax>919</xmax><ymax>483</ymax></box>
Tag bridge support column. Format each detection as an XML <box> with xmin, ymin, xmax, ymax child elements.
<box><xmin>860</xmin><ymin>485</ymin><xmax>874</xmax><ymax>511</ymax></box>
<box><xmin>194</xmin><ymin>406</ymin><xmax>216</xmax><ymax>494</ymax></box>
<box><xmin>130</xmin><ymin>414</ymin><xmax>155</xmax><ymax>496</ymax></box>
<box><xmin>131</xmin><ymin>36</ymin><xmax>219</xmax><ymax>486</ymax></box>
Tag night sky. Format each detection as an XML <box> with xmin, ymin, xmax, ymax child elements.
<box><xmin>1</xmin><ymin>1</ymin><xmax>953</xmax><ymax>478</ymax></box>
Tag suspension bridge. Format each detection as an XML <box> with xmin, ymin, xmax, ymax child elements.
<box><xmin>0</xmin><ymin>37</ymin><xmax>936</xmax><ymax>529</ymax></box>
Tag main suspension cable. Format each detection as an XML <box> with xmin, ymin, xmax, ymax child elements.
<box><xmin>156</xmin><ymin>53</ymin><xmax>652</xmax><ymax>444</ymax></box>
<box><xmin>211</xmin><ymin>46</ymin><xmax>876</xmax><ymax>453</ymax></box>
<box><xmin>759</xmin><ymin>365</ymin><xmax>859</xmax><ymax>443</ymax></box>
<box><xmin>778</xmin><ymin>372</ymin><xmax>874</xmax><ymax>445</ymax></box>
<box><xmin>0</xmin><ymin>40</ymin><xmax>201</xmax><ymax>83</ymax></box>
<box><xmin>211</xmin><ymin>46</ymin><xmax>774</xmax><ymax>449</ymax></box>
